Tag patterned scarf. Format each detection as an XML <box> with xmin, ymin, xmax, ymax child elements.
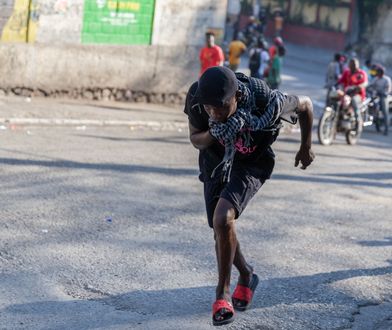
<box><xmin>209</xmin><ymin>81</ymin><xmax>284</xmax><ymax>182</ymax></box>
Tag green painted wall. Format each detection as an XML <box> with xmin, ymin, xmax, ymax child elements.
<box><xmin>82</xmin><ymin>0</ymin><xmax>155</xmax><ymax>45</ymax></box>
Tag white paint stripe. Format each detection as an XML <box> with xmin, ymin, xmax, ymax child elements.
<box><xmin>0</xmin><ymin>118</ymin><xmax>188</xmax><ymax>128</ymax></box>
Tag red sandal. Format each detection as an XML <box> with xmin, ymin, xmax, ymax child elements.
<box><xmin>232</xmin><ymin>273</ymin><xmax>259</xmax><ymax>311</ymax></box>
<box><xmin>212</xmin><ymin>299</ymin><xmax>235</xmax><ymax>326</ymax></box>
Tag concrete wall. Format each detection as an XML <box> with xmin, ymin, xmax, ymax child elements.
<box><xmin>35</xmin><ymin>0</ymin><xmax>84</xmax><ymax>45</ymax></box>
<box><xmin>278</xmin><ymin>23</ymin><xmax>346</xmax><ymax>51</ymax></box>
<box><xmin>152</xmin><ymin>1</ymin><xmax>227</xmax><ymax>46</ymax></box>
<box><xmin>0</xmin><ymin>0</ymin><xmax>228</xmax><ymax>102</ymax></box>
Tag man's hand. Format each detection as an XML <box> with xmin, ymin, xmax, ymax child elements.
<box><xmin>295</xmin><ymin>145</ymin><xmax>315</xmax><ymax>170</ymax></box>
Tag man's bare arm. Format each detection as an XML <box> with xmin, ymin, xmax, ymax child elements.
<box><xmin>188</xmin><ymin>122</ymin><xmax>215</xmax><ymax>150</ymax></box>
<box><xmin>295</xmin><ymin>96</ymin><xmax>315</xmax><ymax>169</ymax></box>
<box><xmin>297</xmin><ymin>96</ymin><xmax>313</xmax><ymax>149</ymax></box>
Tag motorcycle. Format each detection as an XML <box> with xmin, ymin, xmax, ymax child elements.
<box><xmin>366</xmin><ymin>87</ymin><xmax>385</xmax><ymax>133</ymax></box>
<box><xmin>318</xmin><ymin>86</ymin><xmax>373</xmax><ymax>145</ymax></box>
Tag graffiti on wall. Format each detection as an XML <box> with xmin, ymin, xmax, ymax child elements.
<box><xmin>82</xmin><ymin>0</ymin><xmax>156</xmax><ymax>45</ymax></box>
<box><xmin>0</xmin><ymin>0</ymin><xmax>81</xmax><ymax>43</ymax></box>
<box><xmin>1</xmin><ymin>0</ymin><xmax>39</xmax><ymax>42</ymax></box>
<box><xmin>0</xmin><ymin>0</ymin><xmax>155</xmax><ymax>44</ymax></box>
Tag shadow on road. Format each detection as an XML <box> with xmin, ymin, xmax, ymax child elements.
<box><xmin>311</xmin><ymin>151</ymin><xmax>392</xmax><ymax>164</ymax></box>
<box><xmin>3</xmin><ymin>263</ymin><xmax>392</xmax><ymax>329</ymax></box>
<box><xmin>75</xmin><ymin>134</ymin><xmax>189</xmax><ymax>145</ymax></box>
<box><xmin>358</xmin><ymin>237</ymin><xmax>392</xmax><ymax>247</ymax></box>
<box><xmin>59</xmin><ymin>101</ymin><xmax>179</xmax><ymax>116</ymax></box>
<box><xmin>272</xmin><ymin>173</ymin><xmax>392</xmax><ymax>189</ymax></box>
<box><xmin>0</xmin><ymin>157</ymin><xmax>197</xmax><ymax>176</ymax></box>
<box><xmin>321</xmin><ymin>172</ymin><xmax>392</xmax><ymax>180</ymax></box>
<box><xmin>2</xmin><ymin>285</ymin><xmax>215</xmax><ymax>329</ymax></box>
<box><xmin>252</xmin><ymin>263</ymin><xmax>392</xmax><ymax>310</ymax></box>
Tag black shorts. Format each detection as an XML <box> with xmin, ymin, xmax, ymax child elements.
<box><xmin>203</xmin><ymin>167</ymin><xmax>266</xmax><ymax>228</ymax></box>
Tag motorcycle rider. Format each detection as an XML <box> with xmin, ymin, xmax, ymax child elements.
<box><xmin>337</xmin><ymin>58</ymin><xmax>368</xmax><ymax>131</ymax></box>
<box><xmin>368</xmin><ymin>64</ymin><xmax>391</xmax><ymax>135</ymax></box>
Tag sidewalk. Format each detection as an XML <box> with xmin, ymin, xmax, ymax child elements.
<box><xmin>0</xmin><ymin>96</ymin><xmax>186</xmax><ymax>130</ymax></box>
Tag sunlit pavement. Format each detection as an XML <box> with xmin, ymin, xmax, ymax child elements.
<box><xmin>0</xmin><ymin>55</ymin><xmax>391</xmax><ymax>329</ymax></box>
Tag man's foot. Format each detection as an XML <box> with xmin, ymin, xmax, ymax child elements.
<box><xmin>232</xmin><ymin>273</ymin><xmax>259</xmax><ymax>311</ymax></box>
<box><xmin>212</xmin><ymin>299</ymin><xmax>235</xmax><ymax>326</ymax></box>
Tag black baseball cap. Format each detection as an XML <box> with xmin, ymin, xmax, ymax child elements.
<box><xmin>194</xmin><ymin>66</ymin><xmax>238</xmax><ymax>107</ymax></box>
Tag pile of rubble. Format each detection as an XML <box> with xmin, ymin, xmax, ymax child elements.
<box><xmin>0</xmin><ymin>87</ymin><xmax>187</xmax><ymax>105</ymax></box>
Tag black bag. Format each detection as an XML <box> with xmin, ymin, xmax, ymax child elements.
<box><xmin>249</xmin><ymin>49</ymin><xmax>261</xmax><ymax>72</ymax></box>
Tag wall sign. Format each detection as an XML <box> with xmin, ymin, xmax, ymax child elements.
<box><xmin>82</xmin><ymin>0</ymin><xmax>155</xmax><ymax>45</ymax></box>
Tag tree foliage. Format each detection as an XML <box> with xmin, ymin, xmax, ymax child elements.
<box><xmin>357</xmin><ymin>0</ymin><xmax>385</xmax><ymax>38</ymax></box>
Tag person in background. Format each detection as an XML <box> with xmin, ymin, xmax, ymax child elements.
<box><xmin>199</xmin><ymin>32</ymin><xmax>225</xmax><ymax>76</ymax></box>
<box><xmin>267</xmin><ymin>44</ymin><xmax>285</xmax><ymax>89</ymax></box>
<box><xmin>362</xmin><ymin>59</ymin><xmax>372</xmax><ymax>81</ymax></box>
<box><xmin>258</xmin><ymin>6</ymin><xmax>267</xmax><ymax>34</ymax></box>
<box><xmin>269</xmin><ymin>36</ymin><xmax>284</xmax><ymax>60</ymax></box>
<box><xmin>326</xmin><ymin>53</ymin><xmax>342</xmax><ymax>88</ymax></box>
<box><xmin>228</xmin><ymin>38</ymin><xmax>247</xmax><ymax>72</ymax></box>
<box><xmin>325</xmin><ymin>53</ymin><xmax>342</xmax><ymax>104</ymax></box>
<box><xmin>339</xmin><ymin>54</ymin><xmax>348</xmax><ymax>75</ymax></box>
<box><xmin>368</xmin><ymin>64</ymin><xmax>391</xmax><ymax>135</ymax></box>
<box><xmin>248</xmin><ymin>39</ymin><xmax>269</xmax><ymax>79</ymax></box>
<box><xmin>273</xmin><ymin>8</ymin><xmax>284</xmax><ymax>36</ymax></box>
<box><xmin>337</xmin><ymin>58</ymin><xmax>368</xmax><ymax>131</ymax></box>
<box><xmin>243</xmin><ymin>16</ymin><xmax>259</xmax><ymax>47</ymax></box>
<box><xmin>259</xmin><ymin>41</ymin><xmax>270</xmax><ymax>79</ymax></box>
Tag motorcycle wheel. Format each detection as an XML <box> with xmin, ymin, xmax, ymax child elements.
<box><xmin>375</xmin><ymin>110</ymin><xmax>385</xmax><ymax>133</ymax></box>
<box><xmin>318</xmin><ymin>109</ymin><xmax>335</xmax><ymax>145</ymax></box>
<box><xmin>375</xmin><ymin>118</ymin><xmax>381</xmax><ymax>132</ymax></box>
<box><xmin>345</xmin><ymin>127</ymin><xmax>361</xmax><ymax>145</ymax></box>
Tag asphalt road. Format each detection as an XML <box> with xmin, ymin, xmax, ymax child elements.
<box><xmin>0</xmin><ymin>60</ymin><xmax>391</xmax><ymax>330</ymax></box>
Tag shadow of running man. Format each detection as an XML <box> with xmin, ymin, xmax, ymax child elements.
<box><xmin>3</xmin><ymin>262</ymin><xmax>392</xmax><ymax>329</ymax></box>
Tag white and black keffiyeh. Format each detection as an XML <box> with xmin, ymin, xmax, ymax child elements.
<box><xmin>209</xmin><ymin>81</ymin><xmax>285</xmax><ymax>182</ymax></box>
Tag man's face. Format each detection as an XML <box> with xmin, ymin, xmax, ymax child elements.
<box><xmin>206</xmin><ymin>34</ymin><xmax>214</xmax><ymax>47</ymax></box>
<box><xmin>349</xmin><ymin>59</ymin><xmax>358</xmax><ymax>73</ymax></box>
<box><xmin>203</xmin><ymin>94</ymin><xmax>237</xmax><ymax>123</ymax></box>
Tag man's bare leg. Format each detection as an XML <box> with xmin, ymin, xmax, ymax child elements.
<box><xmin>233</xmin><ymin>242</ymin><xmax>253</xmax><ymax>285</ymax></box>
<box><xmin>212</xmin><ymin>198</ymin><xmax>237</xmax><ymax>321</ymax></box>
<box><xmin>213</xmin><ymin>198</ymin><xmax>237</xmax><ymax>300</ymax></box>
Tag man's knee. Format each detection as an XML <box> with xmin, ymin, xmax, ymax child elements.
<box><xmin>213</xmin><ymin>202</ymin><xmax>236</xmax><ymax>232</ymax></box>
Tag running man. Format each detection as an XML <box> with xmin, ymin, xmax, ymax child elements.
<box><xmin>184</xmin><ymin>66</ymin><xmax>315</xmax><ymax>326</ymax></box>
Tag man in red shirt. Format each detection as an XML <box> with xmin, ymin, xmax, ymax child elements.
<box><xmin>268</xmin><ymin>37</ymin><xmax>283</xmax><ymax>60</ymax></box>
<box><xmin>199</xmin><ymin>32</ymin><xmax>224</xmax><ymax>76</ymax></box>
<box><xmin>337</xmin><ymin>58</ymin><xmax>368</xmax><ymax>130</ymax></box>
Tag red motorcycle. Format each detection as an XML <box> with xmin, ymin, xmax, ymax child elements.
<box><xmin>318</xmin><ymin>86</ymin><xmax>373</xmax><ymax>145</ymax></box>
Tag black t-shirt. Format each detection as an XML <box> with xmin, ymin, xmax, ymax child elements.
<box><xmin>184</xmin><ymin>73</ymin><xmax>299</xmax><ymax>182</ymax></box>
